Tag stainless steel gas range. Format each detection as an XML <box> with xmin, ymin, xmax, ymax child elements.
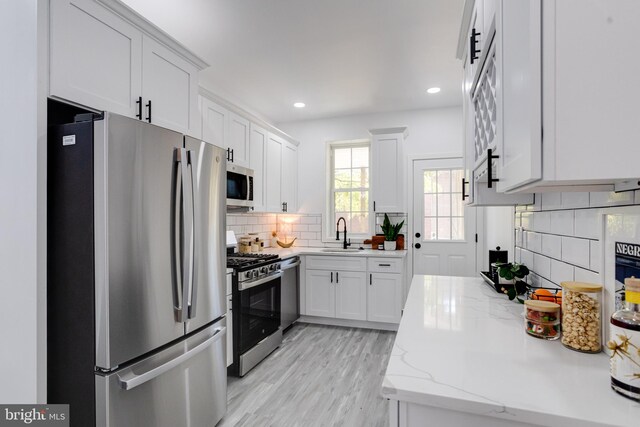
<box><xmin>227</xmin><ymin>252</ymin><xmax>283</xmax><ymax>376</ymax></box>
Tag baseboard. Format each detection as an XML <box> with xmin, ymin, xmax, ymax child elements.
<box><xmin>298</xmin><ymin>315</ymin><xmax>398</xmax><ymax>332</ymax></box>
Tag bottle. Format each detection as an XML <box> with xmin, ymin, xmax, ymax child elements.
<box><xmin>609</xmin><ymin>277</ymin><xmax>640</xmax><ymax>401</ymax></box>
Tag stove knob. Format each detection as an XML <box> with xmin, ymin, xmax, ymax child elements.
<box><xmin>260</xmin><ymin>266</ymin><xmax>269</xmax><ymax>274</ymax></box>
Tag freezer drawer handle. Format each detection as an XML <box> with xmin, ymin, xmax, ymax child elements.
<box><xmin>117</xmin><ymin>327</ymin><xmax>226</xmax><ymax>391</ymax></box>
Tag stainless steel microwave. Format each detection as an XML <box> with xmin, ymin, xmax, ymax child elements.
<box><xmin>227</xmin><ymin>164</ymin><xmax>254</xmax><ymax>208</ymax></box>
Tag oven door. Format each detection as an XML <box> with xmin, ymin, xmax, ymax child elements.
<box><xmin>238</xmin><ymin>273</ymin><xmax>281</xmax><ymax>354</ymax></box>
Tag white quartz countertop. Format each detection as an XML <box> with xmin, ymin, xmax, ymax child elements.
<box><xmin>382</xmin><ymin>275</ymin><xmax>640</xmax><ymax>427</ymax></box>
<box><xmin>259</xmin><ymin>246</ymin><xmax>408</xmax><ymax>259</ymax></box>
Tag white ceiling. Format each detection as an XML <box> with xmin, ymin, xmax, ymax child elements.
<box><xmin>121</xmin><ymin>0</ymin><xmax>465</xmax><ymax>123</ymax></box>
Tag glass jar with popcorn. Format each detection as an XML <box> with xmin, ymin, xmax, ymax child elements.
<box><xmin>561</xmin><ymin>281</ymin><xmax>603</xmax><ymax>353</ymax></box>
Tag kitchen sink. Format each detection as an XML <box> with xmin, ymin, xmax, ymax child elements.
<box><xmin>320</xmin><ymin>248</ymin><xmax>361</xmax><ymax>253</ymax></box>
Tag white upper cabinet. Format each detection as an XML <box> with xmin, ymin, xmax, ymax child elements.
<box><xmin>460</xmin><ymin>0</ymin><xmax>640</xmax><ymax>194</ymax></box>
<box><xmin>227</xmin><ymin>112</ymin><xmax>250</xmax><ymax>167</ymax></box>
<box><xmin>141</xmin><ymin>35</ymin><xmax>199</xmax><ymax>136</ymax></box>
<box><xmin>281</xmin><ymin>141</ymin><xmax>298</xmax><ymax>213</ymax></box>
<box><xmin>265</xmin><ymin>133</ymin><xmax>283</xmax><ymax>212</ymax></box>
<box><xmin>50</xmin><ymin>0</ymin><xmax>206</xmax><ymax>137</ymax></box>
<box><xmin>50</xmin><ymin>0</ymin><xmax>142</xmax><ymax>117</ymax></box>
<box><xmin>201</xmin><ymin>96</ymin><xmax>228</xmax><ymax>148</ymax></box>
<box><xmin>370</xmin><ymin>128</ymin><xmax>407</xmax><ymax>213</ymax></box>
<box><xmin>249</xmin><ymin>123</ymin><xmax>268</xmax><ymax>212</ymax></box>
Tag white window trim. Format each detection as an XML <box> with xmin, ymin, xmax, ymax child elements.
<box><xmin>322</xmin><ymin>139</ymin><xmax>372</xmax><ymax>242</ymax></box>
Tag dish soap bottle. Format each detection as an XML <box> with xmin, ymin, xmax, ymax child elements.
<box><xmin>609</xmin><ymin>277</ymin><xmax>640</xmax><ymax>401</ymax></box>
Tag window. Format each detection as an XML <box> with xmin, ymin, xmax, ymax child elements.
<box><xmin>327</xmin><ymin>141</ymin><xmax>371</xmax><ymax>239</ymax></box>
<box><xmin>423</xmin><ymin>169</ymin><xmax>465</xmax><ymax>240</ymax></box>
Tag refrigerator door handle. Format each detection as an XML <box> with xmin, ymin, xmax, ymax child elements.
<box><xmin>180</xmin><ymin>148</ymin><xmax>195</xmax><ymax>323</ymax></box>
<box><xmin>171</xmin><ymin>149</ymin><xmax>185</xmax><ymax>322</ymax></box>
<box><xmin>116</xmin><ymin>327</ymin><xmax>226</xmax><ymax>391</ymax></box>
<box><xmin>186</xmin><ymin>150</ymin><xmax>198</xmax><ymax>319</ymax></box>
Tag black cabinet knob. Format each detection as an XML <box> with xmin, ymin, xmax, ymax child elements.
<box><xmin>415</xmin><ymin>243</ymin><xmax>421</xmax><ymax>249</ymax></box>
<box><xmin>415</xmin><ymin>232</ymin><xmax>421</xmax><ymax>238</ymax></box>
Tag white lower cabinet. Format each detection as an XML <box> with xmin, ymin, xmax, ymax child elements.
<box><xmin>367</xmin><ymin>273</ymin><xmax>402</xmax><ymax>324</ymax></box>
<box><xmin>334</xmin><ymin>271</ymin><xmax>367</xmax><ymax>321</ymax></box>
<box><xmin>304</xmin><ymin>255</ymin><xmax>404</xmax><ymax>325</ymax></box>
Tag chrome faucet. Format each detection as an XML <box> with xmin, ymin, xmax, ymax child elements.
<box><xmin>336</xmin><ymin>217</ymin><xmax>351</xmax><ymax>249</ymax></box>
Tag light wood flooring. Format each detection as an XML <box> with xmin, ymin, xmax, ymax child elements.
<box><xmin>218</xmin><ymin>323</ymin><xmax>396</xmax><ymax>427</ymax></box>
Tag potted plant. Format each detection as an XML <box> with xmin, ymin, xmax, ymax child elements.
<box><xmin>495</xmin><ymin>262</ymin><xmax>530</xmax><ymax>302</ymax></box>
<box><xmin>381</xmin><ymin>213</ymin><xmax>404</xmax><ymax>251</ymax></box>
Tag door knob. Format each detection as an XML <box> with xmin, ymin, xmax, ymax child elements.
<box><xmin>415</xmin><ymin>243</ymin><xmax>421</xmax><ymax>249</ymax></box>
<box><xmin>415</xmin><ymin>232</ymin><xmax>421</xmax><ymax>238</ymax></box>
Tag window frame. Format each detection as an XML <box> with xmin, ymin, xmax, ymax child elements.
<box><xmin>323</xmin><ymin>139</ymin><xmax>372</xmax><ymax>242</ymax></box>
<box><xmin>421</xmin><ymin>167</ymin><xmax>465</xmax><ymax>242</ymax></box>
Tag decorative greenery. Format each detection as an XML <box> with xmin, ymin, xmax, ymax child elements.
<box><xmin>496</xmin><ymin>262</ymin><xmax>530</xmax><ymax>303</ymax></box>
<box><xmin>381</xmin><ymin>213</ymin><xmax>404</xmax><ymax>242</ymax></box>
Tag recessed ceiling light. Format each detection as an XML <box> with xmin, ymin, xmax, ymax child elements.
<box><xmin>426</xmin><ymin>87</ymin><xmax>441</xmax><ymax>94</ymax></box>
<box><xmin>293</xmin><ymin>102</ymin><xmax>306</xmax><ymax>108</ymax></box>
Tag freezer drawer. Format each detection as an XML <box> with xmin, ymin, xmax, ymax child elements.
<box><xmin>96</xmin><ymin>321</ymin><xmax>227</xmax><ymax>427</ymax></box>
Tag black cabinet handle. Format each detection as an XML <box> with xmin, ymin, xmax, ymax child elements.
<box><xmin>331</xmin><ymin>272</ymin><xmax>333</xmax><ymax>283</ymax></box>
<box><xmin>462</xmin><ymin>178</ymin><xmax>469</xmax><ymax>200</ymax></box>
<box><xmin>369</xmin><ymin>274</ymin><xmax>372</xmax><ymax>286</ymax></box>
<box><xmin>231</xmin><ymin>148</ymin><xmax>234</xmax><ymax>163</ymax></box>
<box><xmin>470</xmin><ymin>28</ymin><xmax>481</xmax><ymax>65</ymax></box>
<box><xmin>373</xmin><ymin>201</ymin><xmax>376</xmax><ymax>212</ymax></box>
<box><xmin>145</xmin><ymin>100</ymin><xmax>152</xmax><ymax>123</ymax></box>
<box><xmin>415</xmin><ymin>243</ymin><xmax>421</xmax><ymax>249</ymax></box>
<box><xmin>136</xmin><ymin>96</ymin><xmax>142</xmax><ymax>120</ymax></box>
<box><xmin>415</xmin><ymin>232</ymin><xmax>421</xmax><ymax>238</ymax></box>
<box><xmin>487</xmin><ymin>148</ymin><xmax>500</xmax><ymax>188</ymax></box>
<box><xmin>336</xmin><ymin>272</ymin><xmax>339</xmax><ymax>283</ymax></box>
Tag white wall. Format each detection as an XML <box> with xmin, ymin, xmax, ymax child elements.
<box><xmin>0</xmin><ymin>0</ymin><xmax>47</xmax><ymax>403</ymax></box>
<box><xmin>485</xmin><ymin>206</ymin><xmax>515</xmax><ymax>268</ymax></box>
<box><xmin>277</xmin><ymin>106</ymin><xmax>463</xmax><ymax>213</ymax></box>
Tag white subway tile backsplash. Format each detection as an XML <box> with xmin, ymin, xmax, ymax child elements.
<box><xmin>295</xmin><ymin>239</ymin><xmax>309</xmax><ymax>247</ymax></box>
<box><xmin>549</xmin><ymin>210</ymin><xmax>574</xmax><ymax>235</ymax></box>
<box><xmin>515</xmin><ymin>229</ymin><xmax>523</xmax><ymax>247</ymax></box>
<box><xmin>521</xmin><ymin>212</ymin><xmax>532</xmax><ymax>230</ymax></box>
<box><xmin>308</xmin><ymin>224</ymin><xmax>322</xmax><ymax>232</ymax></box>
<box><xmin>540</xmin><ymin>193</ymin><xmax>562</xmax><ymax>210</ymax></box>
<box><xmin>589</xmin><ymin>191</ymin><xmax>634</xmax><ymax>208</ymax></box>
<box><xmin>521</xmin><ymin>249</ymin><xmax>534</xmax><ymax>268</ymax></box>
<box><xmin>574</xmin><ymin>267</ymin><xmax>600</xmax><ymax>284</ymax></box>
<box><xmin>308</xmin><ymin>239</ymin><xmax>324</xmax><ymax>247</ymax></box>
<box><xmin>550</xmin><ymin>259</ymin><xmax>574</xmax><ymax>284</ymax></box>
<box><xmin>533</xmin><ymin>254</ymin><xmax>551</xmax><ymax>279</ymax></box>
<box><xmin>574</xmin><ymin>209</ymin><xmax>600</xmax><ymax>239</ymax></box>
<box><xmin>528</xmin><ymin>272</ymin><xmax>542</xmax><ymax>287</ymax></box>
<box><xmin>533</xmin><ymin>211</ymin><xmax>551</xmax><ymax>233</ymax></box>
<box><xmin>590</xmin><ymin>240</ymin><xmax>601</xmax><ymax>272</ymax></box>
<box><xmin>515</xmin><ymin>247</ymin><xmax>522</xmax><ymax>263</ymax></box>
<box><xmin>301</xmin><ymin>231</ymin><xmax>317</xmax><ymax>240</ymax></box>
<box><xmin>561</xmin><ymin>192</ymin><xmax>590</xmax><ymax>209</ymax></box>
<box><xmin>515</xmin><ymin>212</ymin><xmax>522</xmax><ymax>228</ymax></box>
<box><xmin>541</xmin><ymin>234</ymin><xmax>562</xmax><ymax>260</ymax></box>
<box><xmin>561</xmin><ymin>236</ymin><xmax>590</xmax><ymax>269</ymax></box>
<box><xmin>293</xmin><ymin>224</ymin><xmax>308</xmax><ymax>232</ymax></box>
<box><xmin>301</xmin><ymin>216</ymin><xmax>318</xmax><ymax>224</ymax></box>
<box><xmin>526</xmin><ymin>231</ymin><xmax>542</xmax><ymax>253</ymax></box>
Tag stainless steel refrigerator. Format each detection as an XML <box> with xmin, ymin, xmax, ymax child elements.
<box><xmin>47</xmin><ymin>111</ymin><xmax>227</xmax><ymax>427</ymax></box>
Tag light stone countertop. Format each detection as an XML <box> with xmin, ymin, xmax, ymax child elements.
<box><xmin>259</xmin><ymin>246</ymin><xmax>408</xmax><ymax>259</ymax></box>
<box><xmin>382</xmin><ymin>275</ymin><xmax>640</xmax><ymax>427</ymax></box>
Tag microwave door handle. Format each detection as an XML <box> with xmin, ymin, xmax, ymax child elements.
<box><xmin>186</xmin><ymin>150</ymin><xmax>198</xmax><ymax>319</ymax></box>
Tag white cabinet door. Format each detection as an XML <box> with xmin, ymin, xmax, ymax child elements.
<box><xmin>227</xmin><ymin>112</ymin><xmax>250</xmax><ymax>167</ymax></box>
<box><xmin>249</xmin><ymin>123</ymin><xmax>268</xmax><ymax>212</ymax></box>
<box><xmin>371</xmin><ymin>132</ymin><xmax>404</xmax><ymax>213</ymax></box>
<box><xmin>335</xmin><ymin>271</ymin><xmax>367</xmax><ymax>321</ymax></box>
<box><xmin>495</xmin><ymin>1</ymin><xmax>542</xmax><ymax>192</ymax></box>
<box><xmin>201</xmin><ymin>96</ymin><xmax>228</xmax><ymax>148</ymax></box>
<box><xmin>305</xmin><ymin>270</ymin><xmax>335</xmax><ymax>318</ymax></box>
<box><xmin>50</xmin><ymin>0</ymin><xmax>142</xmax><ymax>116</ymax></box>
<box><xmin>281</xmin><ymin>141</ymin><xmax>298</xmax><ymax>213</ymax></box>
<box><xmin>367</xmin><ymin>273</ymin><xmax>402</xmax><ymax>324</ymax></box>
<box><xmin>265</xmin><ymin>133</ymin><xmax>283</xmax><ymax>212</ymax></box>
<box><xmin>141</xmin><ymin>35</ymin><xmax>199</xmax><ymax>136</ymax></box>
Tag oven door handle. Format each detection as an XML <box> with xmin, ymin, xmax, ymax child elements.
<box><xmin>238</xmin><ymin>272</ymin><xmax>282</xmax><ymax>291</ymax></box>
<box><xmin>280</xmin><ymin>260</ymin><xmax>300</xmax><ymax>271</ymax></box>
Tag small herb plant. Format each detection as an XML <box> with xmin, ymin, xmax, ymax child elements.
<box><xmin>496</xmin><ymin>262</ymin><xmax>530</xmax><ymax>303</ymax></box>
<box><xmin>381</xmin><ymin>213</ymin><xmax>404</xmax><ymax>242</ymax></box>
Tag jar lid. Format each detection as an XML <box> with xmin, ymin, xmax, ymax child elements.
<box><xmin>524</xmin><ymin>300</ymin><xmax>560</xmax><ymax>312</ymax></box>
<box><xmin>561</xmin><ymin>281</ymin><xmax>603</xmax><ymax>292</ymax></box>
<box><xmin>625</xmin><ymin>277</ymin><xmax>640</xmax><ymax>292</ymax></box>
